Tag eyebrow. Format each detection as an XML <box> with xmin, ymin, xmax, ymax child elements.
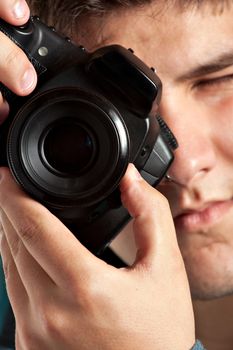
<box><xmin>177</xmin><ymin>52</ymin><xmax>233</xmax><ymax>81</ymax></box>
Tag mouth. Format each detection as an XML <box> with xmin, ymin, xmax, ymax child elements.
<box><xmin>174</xmin><ymin>199</ymin><xmax>233</xmax><ymax>232</ymax></box>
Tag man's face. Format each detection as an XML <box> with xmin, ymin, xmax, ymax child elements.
<box><xmin>77</xmin><ymin>2</ymin><xmax>233</xmax><ymax>299</ymax></box>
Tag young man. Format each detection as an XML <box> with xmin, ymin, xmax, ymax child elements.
<box><xmin>0</xmin><ymin>0</ymin><xmax>233</xmax><ymax>348</ymax></box>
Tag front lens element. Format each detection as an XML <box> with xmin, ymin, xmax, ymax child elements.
<box><xmin>43</xmin><ymin>122</ymin><xmax>94</xmax><ymax>175</ymax></box>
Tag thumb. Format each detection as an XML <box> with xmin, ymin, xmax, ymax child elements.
<box><xmin>120</xmin><ymin>164</ymin><xmax>179</xmax><ymax>268</ymax></box>
<box><xmin>0</xmin><ymin>0</ymin><xmax>30</xmax><ymax>24</ymax></box>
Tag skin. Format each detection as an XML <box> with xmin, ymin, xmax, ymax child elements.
<box><xmin>80</xmin><ymin>3</ymin><xmax>233</xmax><ymax>300</ymax></box>
<box><xmin>0</xmin><ymin>3</ymin><xmax>195</xmax><ymax>349</ymax></box>
<box><xmin>0</xmin><ymin>164</ymin><xmax>195</xmax><ymax>350</ymax></box>
<box><xmin>0</xmin><ymin>0</ymin><xmax>233</xmax><ymax>348</ymax></box>
<box><xmin>92</xmin><ymin>5</ymin><xmax>233</xmax><ymax>347</ymax></box>
<box><xmin>87</xmin><ymin>4</ymin><xmax>233</xmax><ymax>348</ymax></box>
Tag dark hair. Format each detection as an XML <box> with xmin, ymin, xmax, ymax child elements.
<box><xmin>28</xmin><ymin>0</ymin><xmax>152</xmax><ymax>19</ymax></box>
<box><xmin>27</xmin><ymin>0</ymin><xmax>152</xmax><ymax>34</ymax></box>
<box><xmin>27</xmin><ymin>0</ymin><xmax>231</xmax><ymax>37</ymax></box>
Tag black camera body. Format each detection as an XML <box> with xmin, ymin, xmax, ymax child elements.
<box><xmin>0</xmin><ymin>16</ymin><xmax>176</xmax><ymax>255</ymax></box>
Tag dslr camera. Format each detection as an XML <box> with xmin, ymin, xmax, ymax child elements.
<box><xmin>0</xmin><ymin>16</ymin><xmax>177</xmax><ymax>255</ymax></box>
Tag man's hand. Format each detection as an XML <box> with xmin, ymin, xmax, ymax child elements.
<box><xmin>0</xmin><ymin>164</ymin><xmax>195</xmax><ymax>350</ymax></box>
<box><xmin>0</xmin><ymin>0</ymin><xmax>37</xmax><ymax>123</ymax></box>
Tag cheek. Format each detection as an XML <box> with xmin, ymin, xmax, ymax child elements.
<box><xmin>176</xmin><ymin>226</ymin><xmax>233</xmax><ymax>297</ymax></box>
<box><xmin>177</xmin><ymin>208</ymin><xmax>233</xmax><ymax>270</ymax></box>
<box><xmin>211</xmin><ymin>95</ymin><xmax>233</xmax><ymax>160</ymax></box>
<box><xmin>183</xmin><ymin>242</ymin><xmax>233</xmax><ymax>297</ymax></box>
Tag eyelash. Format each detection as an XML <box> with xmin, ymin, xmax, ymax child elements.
<box><xmin>195</xmin><ymin>74</ymin><xmax>233</xmax><ymax>89</ymax></box>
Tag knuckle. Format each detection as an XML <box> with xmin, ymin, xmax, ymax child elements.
<box><xmin>19</xmin><ymin>308</ymin><xmax>55</xmax><ymax>349</ymax></box>
<box><xmin>17</xmin><ymin>218</ymin><xmax>41</xmax><ymax>245</ymax></box>
<box><xmin>19</xmin><ymin>323</ymin><xmax>41</xmax><ymax>350</ymax></box>
<box><xmin>68</xmin><ymin>277</ymin><xmax>90</xmax><ymax>304</ymax></box>
<box><xmin>41</xmin><ymin>308</ymin><xmax>57</xmax><ymax>334</ymax></box>
<box><xmin>64</xmin><ymin>267</ymin><xmax>93</xmax><ymax>300</ymax></box>
<box><xmin>38</xmin><ymin>303</ymin><xmax>65</xmax><ymax>341</ymax></box>
<box><xmin>8</xmin><ymin>233</ymin><xmax>22</xmax><ymax>259</ymax></box>
<box><xmin>69</xmin><ymin>274</ymin><xmax>105</xmax><ymax>315</ymax></box>
<box><xmin>18</xmin><ymin>321</ymin><xmax>34</xmax><ymax>349</ymax></box>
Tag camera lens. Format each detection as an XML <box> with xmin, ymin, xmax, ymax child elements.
<box><xmin>42</xmin><ymin>121</ymin><xmax>94</xmax><ymax>175</ymax></box>
<box><xmin>7</xmin><ymin>87</ymin><xmax>129</xmax><ymax>208</ymax></box>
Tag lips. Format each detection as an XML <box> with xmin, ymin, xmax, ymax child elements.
<box><xmin>174</xmin><ymin>200</ymin><xmax>233</xmax><ymax>232</ymax></box>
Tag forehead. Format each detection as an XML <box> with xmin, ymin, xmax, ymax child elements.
<box><xmin>79</xmin><ymin>3</ymin><xmax>233</xmax><ymax>78</ymax></box>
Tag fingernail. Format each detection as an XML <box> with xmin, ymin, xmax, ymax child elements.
<box><xmin>20</xmin><ymin>68</ymin><xmax>36</xmax><ymax>92</ymax></box>
<box><xmin>13</xmin><ymin>0</ymin><xmax>28</xmax><ymax>19</ymax></box>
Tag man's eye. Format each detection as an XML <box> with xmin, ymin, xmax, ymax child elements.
<box><xmin>194</xmin><ymin>74</ymin><xmax>233</xmax><ymax>90</ymax></box>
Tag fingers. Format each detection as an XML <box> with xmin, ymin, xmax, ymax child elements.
<box><xmin>0</xmin><ymin>0</ymin><xmax>30</xmax><ymax>24</ymax></box>
<box><xmin>120</xmin><ymin>164</ymin><xmax>179</xmax><ymax>268</ymax></box>
<box><xmin>0</xmin><ymin>1</ymin><xmax>37</xmax><ymax>97</ymax></box>
<box><xmin>0</xmin><ymin>168</ymin><xmax>102</xmax><ymax>287</ymax></box>
<box><xmin>1</xmin><ymin>210</ymin><xmax>53</xmax><ymax>299</ymax></box>
<box><xmin>0</xmin><ymin>31</ymin><xmax>37</xmax><ymax>95</ymax></box>
<box><xmin>0</xmin><ymin>229</ymin><xmax>28</xmax><ymax>321</ymax></box>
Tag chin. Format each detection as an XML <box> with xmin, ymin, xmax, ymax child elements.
<box><xmin>189</xmin><ymin>272</ymin><xmax>233</xmax><ymax>301</ymax></box>
<box><xmin>180</xmin><ymin>239</ymin><xmax>233</xmax><ymax>300</ymax></box>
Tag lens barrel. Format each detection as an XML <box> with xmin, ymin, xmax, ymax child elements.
<box><xmin>7</xmin><ymin>87</ymin><xmax>129</xmax><ymax>208</ymax></box>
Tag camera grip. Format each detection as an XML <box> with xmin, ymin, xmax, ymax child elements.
<box><xmin>0</xmin><ymin>16</ymin><xmax>86</xmax><ymax>103</ymax></box>
<box><xmin>0</xmin><ymin>17</ymin><xmax>47</xmax><ymax>103</ymax></box>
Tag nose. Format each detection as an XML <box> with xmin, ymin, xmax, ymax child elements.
<box><xmin>159</xmin><ymin>94</ymin><xmax>217</xmax><ymax>186</ymax></box>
